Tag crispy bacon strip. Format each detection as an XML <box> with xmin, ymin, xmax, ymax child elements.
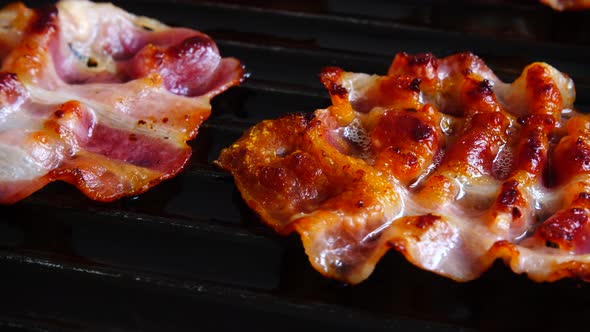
<box><xmin>216</xmin><ymin>51</ymin><xmax>590</xmax><ymax>284</ymax></box>
<box><xmin>0</xmin><ymin>0</ymin><xmax>244</xmax><ymax>204</ymax></box>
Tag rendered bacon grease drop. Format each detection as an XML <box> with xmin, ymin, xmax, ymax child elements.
<box><xmin>0</xmin><ymin>0</ymin><xmax>244</xmax><ymax>204</ymax></box>
<box><xmin>216</xmin><ymin>51</ymin><xmax>590</xmax><ymax>284</ymax></box>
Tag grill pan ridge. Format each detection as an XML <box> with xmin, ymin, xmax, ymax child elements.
<box><xmin>0</xmin><ymin>0</ymin><xmax>589</xmax><ymax>331</ymax></box>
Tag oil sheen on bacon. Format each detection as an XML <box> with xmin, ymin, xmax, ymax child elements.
<box><xmin>215</xmin><ymin>51</ymin><xmax>590</xmax><ymax>284</ymax></box>
<box><xmin>0</xmin><ymin>0</ymin><xmax>244</xmax><ymax>203</ymax></box>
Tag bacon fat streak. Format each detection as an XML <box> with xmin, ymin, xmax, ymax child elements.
<box><xmin>0</xmin><ymin>0</ymin><xmax>244</xmax><ymax>203</ymax></box>
<box><xmin>216</xmin><ymin>51</ymin><xmax>590</xmax><ymax>284</ymax></box>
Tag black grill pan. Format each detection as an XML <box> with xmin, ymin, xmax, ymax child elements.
<box><xmin>1</xmin><ymin>1</ymin><xmax>589</xmax><ymax>331</ymax></box>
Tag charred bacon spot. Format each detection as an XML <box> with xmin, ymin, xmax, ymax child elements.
<box><xmin>516</xmin><ymin>114</ymin><xmax>555</xmax><ymax>129</ymax></box>
<box><xmin>86</xmin><ymin>57</ymin><xmax>98</xmax><ymax>68</ymax></box>
<box><xmin>54</xmin><ymin>110</ymin><xmax>64</xmax><ymax>118</ymax></box>
<box><xmin>405</xmin><ymin>152</ymin><xmax>418</xmax><ymax>167</ymax></box>
<box><xmin>405</xmin><ymin>108</ymin><xmax>417</xmax><ymax>113</ymax></box>
<box><xmin>320</xmin><ymin>66</ymin><xmax>346</xmax><ymax>96</ymax></box>
<box><xmin>499</xmin><ymin>189</ymin><xmax>518</xmax><ymax>206</ymax></box>
<box><xmin>162</xmin><ymin>117</ymin><xmax>169</xmax><ymax>123</ymax></box>
<box><xmin>141</xmin><ymin>25</ymin><xmax>154</xmax><ymax>31</ymax></box>
<box><xmin>409</xmin><ymin>78</ymin><xmax>421</xmax><ymax>92</ymax></box>
<box><xmin>413</xmin><ymin>123</ymin><xmax>433</xmax><ymax>141</ymax></box>
<box><xmin>476</xmin><ymin>79</ymin><xmax>493</xmax><ymax>95</ymax></box>
<box><xmin>55</xmin><ymin>101</ymin><xmax>84</xmax><ymax>119</ymax></box>
<box><xmin>0</xmin><ymin>72</ymin><xmax>18</xmax><ymax>86</ymax></box>
<box><xmin>512</xmin><ymin>207</ymin><xmax>522</xmax><ymax>218</ymax></box>
<box><xmin>523</xmin><ymin>134</ymin><xmax>543</xmax><ymax>156</ymax></box>
<box><xmin>536</xmin><ymin>208</ymin><xmax>587</xmax><ymax>249</ymax></box>
<box><xmin>292</xmin><ymin>152</ymin><xmax>306</xmax><ymax>165</ymax></box>
<box><xmin>137</xmin><ymin>120</ymin><xmax>147</xmax><ymax>125</ymax></box>
<box><xmin>0</xmin><ymin>73</ymin><xmax>25</xmax><ymax>104</ymax></box>
<box><xmin>546</xmin><ymin>241</ymin><xmax>559</xmax><ymax>249</ymax></box>
<box><xmin>573</xmin><ymin>140</ymin><xmax>590</xmax><ymax>167</ymax></box>
<box><xmin>328</xmin><ymin>83</ymin><xmax>347</xmax><ymax>97</ymax></box>
<box><xmin>151</xmin><ymin>49</ymin><xmax>165</xmax><ymax>65</ymax></box>
<box><xmin>303</xmin><ymin>112</ymin><xmax>316</xmax><ymax>122</ymax></box>
<box><xmin>408</xmin><ymin>53</ymin><xmax>434</xmax><ymax>66</ymax></box>
<box><xmin>498</xmin><ymin>180</ymin><xmax>519</xmax><ymax>206</ymax></box>
<box><xmin>356</xmin><ymin>200</ymin><xmax>364</xmax><ymax>208</ymax></box>
<box><xmin>544</xmin><ymin>116</ymin><xmax>554</xmax><ymax>126</ymax></box>
<box><xmin>30</xmin><ymin>5</ymin><xmax>57</xmax><ymax>34</ymax></box>
<box><xmin>415</xmin><ymin>214</ymin><xmax>441</xmax><ymax>230</ymax></box>
<box><xmin>539</xmin><ymin>83</ymin><xmax>554</xmax><ymax>94</ymax></box>
<box><xmin>518</xmin><ymin>133</ymin><xmax>545</xmax><ymax>174</ymax></box>
<box><xmin>572</xmin><ymin>207</ymin><xmax>584</xmax><ymax>214</ymax></box>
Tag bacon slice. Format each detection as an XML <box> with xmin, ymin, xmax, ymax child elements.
<box><xmin>540</xmin><ymin>0</ymin><xmax>590</xmax><ymax>11</ymax></box>
<box><xmin>216</xmin><ymin>51</ymin><xmax>590</xmax><ymax>284</ymax></box>
<box><xmin>0</xmin><ymin>0</ymin><xmax>244</xmax><ymax>204</ymax></box>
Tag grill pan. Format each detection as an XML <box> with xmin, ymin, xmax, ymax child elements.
<box><xmin>0</xmin><ymin>0</ymin><xmax>589</xmax><ymax>331</ymax></box>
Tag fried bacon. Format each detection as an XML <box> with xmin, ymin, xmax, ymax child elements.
<box><xmin>0</xmin><ymin>0</ymin><xmax>244</xmax><ymax>204</ymax></box>
<box><xmin>215</xmin><ymin>51</ymin><xmax>590</xmax><ymax>284</ymax></box>
<box><xmin>540</xmin><ymin>0</ymin><xmax>590</xmax><ymax>11</ymax></box>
